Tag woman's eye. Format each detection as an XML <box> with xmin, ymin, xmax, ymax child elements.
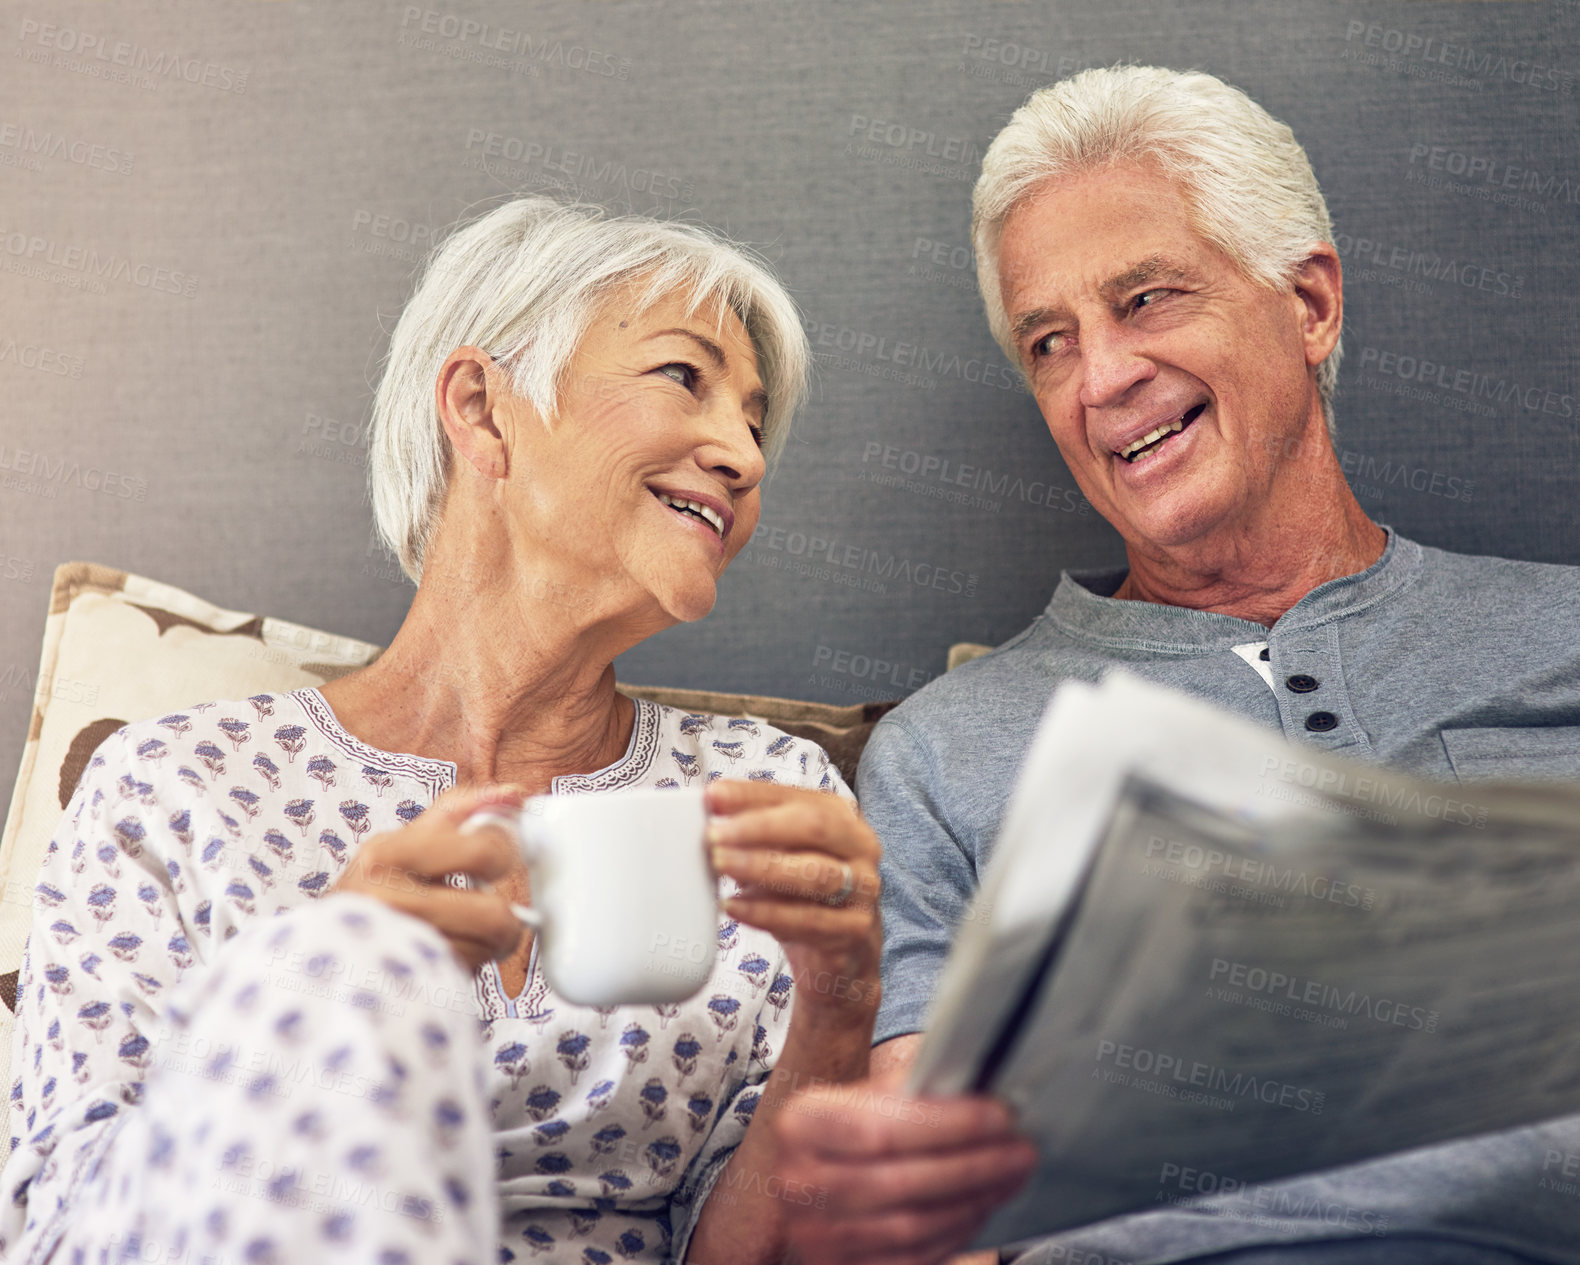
<box><xmin>747</xmin><ymin>423</ymin><xmax>765</xmax><ymax>449</ymax></box>
<box><xmin>657</xmin><ymin>362</ymin><xmax>697</xmax><ymax>388</ymax></box>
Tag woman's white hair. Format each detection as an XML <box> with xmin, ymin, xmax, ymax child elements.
<box><xmin>369</xmin><ymin>197</ymin><xmax>809</xmax><ymax>582</ymax></box>
<box><xmin>973</xmin><ymin>65</ymin><xmax>1342</xmax><ymax>438</ymax></box>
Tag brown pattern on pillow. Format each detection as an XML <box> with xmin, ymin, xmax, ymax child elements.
<box><xmin>59</xmin><ymin>718</ymin><xmax>129</xmax><ymax>809</ymax></box>
<box><xmin>128</xmin><ymin>604</ymin><xmax>266</xmax><ymax>640</ymax></box>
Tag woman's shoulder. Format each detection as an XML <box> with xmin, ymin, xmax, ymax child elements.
<box><xmin>80</xmin><ymin>692</ymin><xmax>314</xmax><ymax>780</ymax></box>
<box><xmin>76</xmin><ymin>693</ymin><xmax>299</xmax><ymax>776</ymax></box>
<box><xmin>642</xmin><ymin>699</ymin><xmax>839</xmax><ymax>793</ymax></box>
<box><xmin>63</xmin><ymin>691</ymin><xmax>379</xmax><ymax>834</ymax></box>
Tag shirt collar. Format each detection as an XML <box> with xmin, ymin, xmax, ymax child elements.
<box><xmin>1045</xmin><ymin>526</ymin><xmax>1419</xmax><ymax>652</ymax></box>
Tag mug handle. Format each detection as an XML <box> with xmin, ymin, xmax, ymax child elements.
<box><xmin>459</xmin><ymin>808</ymin><xmax>541</xmax><ymax>928</ymax></box>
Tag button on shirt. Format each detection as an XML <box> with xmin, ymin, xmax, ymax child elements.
<box><xmin>860</xmin><ymin>528</ymin><xmax>1580</xmax><ymax>1263</ymax></box>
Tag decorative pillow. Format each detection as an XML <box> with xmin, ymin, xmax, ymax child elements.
<box><xmin>0</xmin><ymin>563</ymin><xmax>914</xmax><ymax>1141</ymax></box>
<box><xmin>0</xmin><ymin>562</ymin><xmax>386</xmax><ymax>1130</ymax></box>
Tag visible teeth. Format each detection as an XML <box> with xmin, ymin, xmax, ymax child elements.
<box><xmin>1119</xmin><ymin>418</ymin><xmax>1185</xmax><ymax>461</ymax></box>
<box><xmin>657</xmin><ymin>493</ymin><xmax>724</xmax><ymax>537</ymax></box>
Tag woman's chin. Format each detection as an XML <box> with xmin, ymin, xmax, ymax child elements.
<box><xmin>658</xmin><ymin>579</ymin><xmax>719</xmax><ymax>624</ymax></box>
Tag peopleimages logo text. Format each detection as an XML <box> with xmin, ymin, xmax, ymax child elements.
<box><xmin>1095</xmin><ymin>1040</ymin><xmax>1325</xmax><ymax>1114</ymax></box>
<box><xmin>0</xmin><ymin>123</ymin><xmax>133</xmax><ymax>174</ymax></box>
<box><xmin>462</xmin><ymin>131</ymin><xmax>692</xmax><ymax>202</ymax></box>
<box><xmin>1357</xmin><ymin>346</ymin><xmax>1572</xmax><ymax>419</ymax></box>
<box><xmin>803</xmin><ymin>319</ymin><xmax>1019</xmax><ymax>391</ymax></box>
<box><xmin>0</xmin><ymin>226</ymin><xmax>198</xmax><ymax>297</ymax></box>
<box><xmin>1407</xmin><ymin>144</ymin><xmax>1580</xmax><ymax>206</ymax></box>
<box><xmin>16</xmin><ymin>20</ymin><xmax>249</xmax><ymax>92</ymax></box>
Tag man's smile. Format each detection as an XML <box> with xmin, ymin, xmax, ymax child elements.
<box><xmin>1116</xmin><ymin>403</ymin><xmax>1206</xmax><ymax>464</ymax></box>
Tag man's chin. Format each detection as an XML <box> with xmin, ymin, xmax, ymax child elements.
<box><xmin>1114</xmin><ymin>497</ymin><xmax>1240</xmax><ymax>556</ymax></box>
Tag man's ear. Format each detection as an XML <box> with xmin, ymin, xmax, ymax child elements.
<box><xmin>436</xmin><ymin>346</ymin><xmax>521</xmax><ymax>481</ymax></box>
<box><xmin>1293</xmin><ymin>244</ymin><xmax>1343</xmax><ymax>369</ymax></box>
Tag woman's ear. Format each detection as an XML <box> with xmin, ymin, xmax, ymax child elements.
<box><xmin>436</xmin><ymin>347</ymin><xmax>524</xmax><ymax>481</ymax></box>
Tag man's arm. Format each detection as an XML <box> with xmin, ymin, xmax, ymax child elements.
<box><xmin>875</xmin><ymin>1036</ymin><xmax>1002</xmax><ymax>1265</ymax></box>
<box><xmin>869</xmin><ymin>1032</ymin><xmax>921</xmax><ymax>1077</ymax></box>
<box><xmin>772</xmin><ymin>1033</ymin><xmax>1034</xmax><ymax>1265</ymax></box>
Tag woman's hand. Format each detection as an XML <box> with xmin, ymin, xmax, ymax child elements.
<box><xmin>705</xmin><ymin>780</ymin><xmax>882</xmax><ymax>1023</ymax></box>
<box><xmin>328</xmin><ymin>784</ymin><xmax>528</xmax><ymax>970</ymax></box>
<box><xmin>684</xmin><ymin>781</ymin><xmax>884</xmax><ymax>1262</ymax></box>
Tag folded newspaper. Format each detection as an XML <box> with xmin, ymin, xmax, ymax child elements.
<box><xmin>910</xmin><ymin>673</ymin><xmax>1580</xmax><ymax>1247</ymax></box>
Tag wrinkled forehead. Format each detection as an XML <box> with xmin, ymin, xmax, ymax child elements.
<box><xmin>1000</xmin><ymin>157</ymin><xmax>1277</xmax><ymax>304</ymax></box>
<box><xmin>996</xmin><ymin>159</ymin><xmax>1257</xmax><ymax>315</ymax></box>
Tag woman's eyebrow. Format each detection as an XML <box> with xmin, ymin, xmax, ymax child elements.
<box><xmin>644</xmin><ymin>327</ymin><xmax>728</xmax><ymax>369</ymax></box>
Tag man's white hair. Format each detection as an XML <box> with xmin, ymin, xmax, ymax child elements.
<box><xmin>369</xmin><ymin>197</ymin><xmax>809</xmax><ymax>582</ymax></box>
<box><xmin>973</xmin><ymin>65</ymin><xmax>1342</xmax><ymax>438</ymax></box>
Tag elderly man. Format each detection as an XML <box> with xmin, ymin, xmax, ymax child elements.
<box><xmin>772</xmin><ymin>66</ymin><xmax>1580</xmax><ymax>1265</ymax></box>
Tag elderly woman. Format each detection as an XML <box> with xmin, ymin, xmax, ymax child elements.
<box><xmin>2</xmin><ymin>200</ymin><xmax>881</xmax><ymax>1264</ymax></box>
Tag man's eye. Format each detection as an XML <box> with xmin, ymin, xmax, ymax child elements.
<box><xmin>1031</xmin><ymin>331</ymin><xmax>1067</xmax><ymax>359</ymax></box>
<box><xmin>1132</xmin><ymin>289</ymin><xmax>1168</xmax><ymax>311</ymax></box>
<box><xmin>657</xmin><ymin>362</ymin><xmax>697</xmax><ymax>388</ymax></box>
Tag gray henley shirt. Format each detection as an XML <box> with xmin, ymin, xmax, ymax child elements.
<box><xmin>861</xmin><ymin>529</ymin><xmax>1580</xmax><ymax>1264</ymax></box>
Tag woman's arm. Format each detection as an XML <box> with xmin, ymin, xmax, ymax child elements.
<box><xmin>1</xmin><ymin>727</ymin><xmax>198</xmax><ymax>1256</ymax></box>
<box><xmin>682</xmin><ymin>775</ymin><xmax>883</xmax><ymax>1265</ymax></box>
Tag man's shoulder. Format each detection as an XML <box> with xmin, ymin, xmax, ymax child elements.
<box><xmin>1407</xmin><ymin>536</ymin><xmax>1580</xmax><ymax>613</ymax></box>
<box><xmin>1417</xmin><ymin>538</ymin><xmax>1580</xmax><ymax>586</ymax></box>
<box><xmin>74</xmin><ymin>694</ymin><xmax>305</xmax><ymax>781</ymax></box>
<box><xmin>865</xmin><ymin>616</ymin><xmax>1074</xmax><ymax>767</ymax></box>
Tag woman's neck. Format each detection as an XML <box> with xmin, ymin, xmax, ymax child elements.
<box><xmin>320</xmin><ymin>564</ymin><xmax>647</xmax><ymax>792</ymax></box>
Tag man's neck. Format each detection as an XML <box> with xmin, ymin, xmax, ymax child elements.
<box><xmin>1113</xmin><ymin>477</ymin><xmax>1387</xmax><ymax>628</ymax></box>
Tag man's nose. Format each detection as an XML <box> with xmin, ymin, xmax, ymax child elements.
<box><xmin>1077</xmin><ymin>322</ymin><xmax>1156</xmax><ymax>409</ymax></box>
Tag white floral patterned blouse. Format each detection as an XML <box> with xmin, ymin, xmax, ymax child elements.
<box><xmin>1</xmin><ymin>688</ymin><xmax>848</xmax><ymax>1263</ymax></box>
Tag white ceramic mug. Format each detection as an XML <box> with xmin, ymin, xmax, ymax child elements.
<box><xmin>462</xmin><ymin>787</ymin><xmax>717</xmax><ymax>1006</ymax></box>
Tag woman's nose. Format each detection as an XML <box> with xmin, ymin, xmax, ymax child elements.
<box><xmin>701</xmin><ymin>413</ymin><xmax>767</xmax><ymax>490</ymax></box>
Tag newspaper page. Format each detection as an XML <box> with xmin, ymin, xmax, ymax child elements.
<box><xmin>912</xmin><ymin>675</ymin><xmax>1580</xmax><ymax>1245</ymax></box>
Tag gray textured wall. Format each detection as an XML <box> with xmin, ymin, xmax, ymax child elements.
<box><xmin>3</xmin><ymin>0</ymin><xmax>1577</xmax><ymax>795</ymax></box>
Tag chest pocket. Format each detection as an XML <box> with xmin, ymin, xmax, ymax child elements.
<box><xmin>1441</xmin><ymin>726</ymin><xmax>1580</xmax><ymax>783</ymax></box>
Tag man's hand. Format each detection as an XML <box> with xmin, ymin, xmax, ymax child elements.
<box><xmin>329</xmin><ymin>784</ymin><xmax>527</xmax><ymax>969</ymax></box>
<box><xmin>772</xmin><ymin>1066</ymin><xmax>1036</xmax><ymax>1265</ymax></box>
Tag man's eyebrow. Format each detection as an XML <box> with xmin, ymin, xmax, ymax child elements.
<box><xmin>645</xmin><ymin>326</ymin><xmax>767</xmax><ymax>416</ymax></box>
<box><xmin>1009</xmin><ymin>256</ymin><xmax>1195</xmax><ymax>344</ymax></box>
<box><xmin>1098</xmin><ymin>256</ymin><xmax>1193</xmax><ymax>303</ymax></box>
<box><xmin>1011</xmin><ymin>304</ymin><xmax>1068</xmax><ymax>345</ymax></box>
